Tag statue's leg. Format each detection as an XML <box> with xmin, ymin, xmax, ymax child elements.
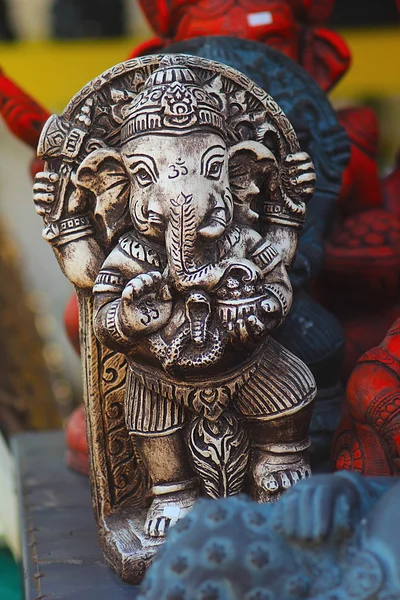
<box><xmin>135</xmin><ymin>432</ymin><xmax>199</xmax><ymax>537</ymax></box>
<box><xmin>236</xmin><ymin>337</ymin><xmax>316</xmax><ymax>502</ymax></box>
<box><xmin>246</xmin><ymin>405</ymin><xmax>314</xmax><ymax>502</ymax></box>
<box><xmin>126</xmin><ymin>372</ymin><xmax>198</xmax><ymax>538</ymax></box>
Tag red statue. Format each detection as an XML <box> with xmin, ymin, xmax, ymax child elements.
<box><xmin>333</xmin><ymin>318</ymin><xmax>400</xmax><ymax>476</ymax></box>
<box><xmin>318</xmin><ymin>107</ymin><xmax>400</xmax><ymax>379</ymax></box>
<box><xmin>131</xmin><ymin>0</ymin><xmax>351</xmax><ymax>93</ymax></box>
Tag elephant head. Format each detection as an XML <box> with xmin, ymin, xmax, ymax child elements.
<box><xmin>75</xmin><ymin>131</ymin><xmax>278</xmax><ymax>292</ymax></box>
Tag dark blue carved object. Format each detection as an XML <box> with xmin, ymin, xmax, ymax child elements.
<box><xmin>138</xmin><ymin>473</ymin><xmax>399</xmax><ymax>600</ymax></box>
<box><xmin>165</xmin><ymin>37</ymin><xmax>351</xmax><ymax>467</ymax></box>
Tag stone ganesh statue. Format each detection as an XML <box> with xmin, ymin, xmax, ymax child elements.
<box><xmin>33</xmin><ymin>54</ymin><xmax>316</xmax><ymax>582</ymax></box>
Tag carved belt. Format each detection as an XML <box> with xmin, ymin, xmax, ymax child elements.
<box><xmin>127</xmin><ymin>336</ymin><xmax>316</xmax><ymax>421</ymax></box>
<box><xmin>127</xmin><ymin>345</ymin><xmax>263</xmax><ymax>421</ymax></box>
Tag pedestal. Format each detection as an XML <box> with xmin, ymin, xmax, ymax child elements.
<box><xmin>13</xmin><ymin>431</ymin><xmax>140</xmax><ymax>599</ymax></box>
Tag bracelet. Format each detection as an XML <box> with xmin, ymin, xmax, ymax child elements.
<box><xmin>105</xmin><ymin>299</ymin><xmax>132</xmax><ymax>345</ymax></box>
<box><xmin>250</xmin><ymin>239</ymin><xmax>279</xmax><ymax>274</ymax></box>
<box><xmin>43</xmin><ymin>214</ymin><xmax>93</xmax><ymax>246</ymax></box>
<box><xmin>262</xmin><ymin>202</ymin><xmax>305</xmax><ymax>229</ymax></box>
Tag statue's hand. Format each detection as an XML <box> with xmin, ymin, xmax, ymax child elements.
<box><xmin>33</xmin><ymin>171</ymin><xmax>59</xmax><ymax>217</ymax></box>
<box><xmin>33</xmin><ymin>170</ymin><xmax>87</xmax><ymax>220</ymax></box>
<box><xmin>283</xmin><ymin>151</ymin><xmax>316</xmax><ymax>205</ymax></box>
<box><xmin>118</xmin><ymin>272</ymin><xmax>173</xmax><ymax>337</ymax></box>
<box><xmin>272</xmin><ymin>474</ymin><xmax>361</xmax><ymax>543</ymax></box>
<box><xmin>228</xmin><ymin>296</ymin><xmax>280</xmax><ymax>349</ymax></box>
<box><xmin>228</xmin><ymin>314</ymin><xmax>265</xmax><ymax>350</ymax></box>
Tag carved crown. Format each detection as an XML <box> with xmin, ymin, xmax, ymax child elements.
<box><xmin>121</xmin><ymin>56</ymin><xmax>226</xmax><ymax>142</ymax></box>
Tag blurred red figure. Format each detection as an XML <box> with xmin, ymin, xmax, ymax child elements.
<box><xmin>333</xmin><ymin>318</ymin><xmax>400</xmax><ymax>476</ymax></box>
<box><xmin>0</xmin><ymin>69</ymin><xmax>49</xmax><ymax>149</ymax></box>
<box><xmin>0</xmin><ymin>69</ymin><xmax>49</xmax><ymax>177</ymax></box>
<box><xmin>132</xmin><ymin>0</ymin><xmax>351</xmax><ymax>93</ymax></box>
<box><xmin>318</xmin><ymin>109</ymin><xmax>400</xmax><ymax>380</ymax></box>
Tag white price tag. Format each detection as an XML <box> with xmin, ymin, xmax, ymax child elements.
<box><xmin>247</xmin><ymin>11</ymin><xmax>273</xmax><ymax>27</ymax></box>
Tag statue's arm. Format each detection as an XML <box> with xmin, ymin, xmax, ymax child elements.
<box><xmin>261</xmin><ymin>151</ymin><xmax>316</xmax><ymax>271</ymax></box>
<box><xmin>33</xmin><ymin>170</ymin><xmax>106</xmax><ymax>289</ymax></box>
<box><xmin>93</xmin><ymin>285</ymin><xmax>133</xmax><ymax>353</ymax></box>
<box><xmin>248</xmin><ymin>235</ymin><xmax>293</xmax><ymax>330</ymax></box>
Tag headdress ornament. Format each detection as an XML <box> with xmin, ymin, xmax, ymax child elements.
<box><xmin>121</xmin><ymin>55</ymin><xmax>226</xmax><ymax>142</ymax></box>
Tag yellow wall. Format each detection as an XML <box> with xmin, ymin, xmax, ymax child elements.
<box><xmin>0</xmin><ymin>28</ymin><xmax>399</xmax><ymax>113</ymax></box>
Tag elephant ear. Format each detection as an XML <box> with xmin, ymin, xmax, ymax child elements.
<box><xmin>229</xmin><ymin>141</ymin><xmax>278</xmax><ymax>225</ymax></box>
<box><xmin>76</xmin><ymin>148</ymin><xmax>131</xmax><ymax>245</ymax></box>
<box><xmin>300</xmin><ymin>26</ymin><xmax>351</xmax><ymax>93</ymax></box>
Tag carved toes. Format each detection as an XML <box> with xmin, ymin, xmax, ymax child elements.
<box><xmin>146</xmin><ymin>517</ymin><xmax>172</xmax><ymax>538</ymax></box>
<box><xmin>145</xmin><ymin>486</ymin><xmax>199</xmax><ymax>539</ymax></box>
<box><xmin>251</xmin><ymin>450</ymin><xmax>312</xmax><ymax>503</ymax></box>
<box><xmin>262</xmin><ymin>467</ymin><xmax>310</xmax><ymax>496</ymax></box>
<box><xmin>263</xmin><ymin>474</ymin><xmax>280</xmax><ymax>493</ymax></box>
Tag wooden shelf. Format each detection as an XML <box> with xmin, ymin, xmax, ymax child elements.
<box><xmin>13</xmin><ymin>431</ymin><xmax>140</xmax><ymax>600</ymax></box>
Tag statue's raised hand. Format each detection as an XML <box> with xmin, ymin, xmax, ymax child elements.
<box><xmin>33</xmin><ymin>169</ymin><xmax>104</xmax><ymax>288</ymax></box>
<box><xmin>33</xmin><ymin>171</ymin><xmax>60</xmax><ymax>217</ymax></box>
<box><xmin>33</xmin><ymin>170</ymin><xmax>87</xmax><ymax>225</ymax></box>
<box><xmin>227</xmin><ymin>295</ymin><xmax>281</xmax><ymax>350</ymax></box>
<box><xmin>282</xmin><ymin>151</ymin><xmax>316</xmax><ymax>207</ymax></box>
<box><xmin>272</xmin><ymin>474</ymin><xmax>361</xmax><ymax>542</ymax></box>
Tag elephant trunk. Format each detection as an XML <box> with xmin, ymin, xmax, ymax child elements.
<box><xmin>166</xmin><ymin>192</ymin><xmax>228</xmax><ymax>293</ymax></box>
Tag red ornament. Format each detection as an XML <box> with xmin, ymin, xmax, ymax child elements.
<box><xmin>0</xmin><ymin>69</ymin><xmax>50</xmax><ymax>149</ymax></box>
<box><xmin>63</xmin><ymin>293</ymin><xmax>80</xmax><ymax>355</ymax></box>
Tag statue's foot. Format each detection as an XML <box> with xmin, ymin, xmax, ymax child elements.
<box><xmin>250</xmin><ymin>447</ymin><xmax>311</xmax><ymax>503</ymax></box>
<box><xmin>145</xmin><ymin>479</ymin><xmax>199</xmax><ymax>538</ymax></box>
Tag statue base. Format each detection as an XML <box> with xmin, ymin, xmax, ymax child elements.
<box><xmin>99</xmin><ymin>505</ymin><xmax>163</xmax><ymax>584</ymax></box>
